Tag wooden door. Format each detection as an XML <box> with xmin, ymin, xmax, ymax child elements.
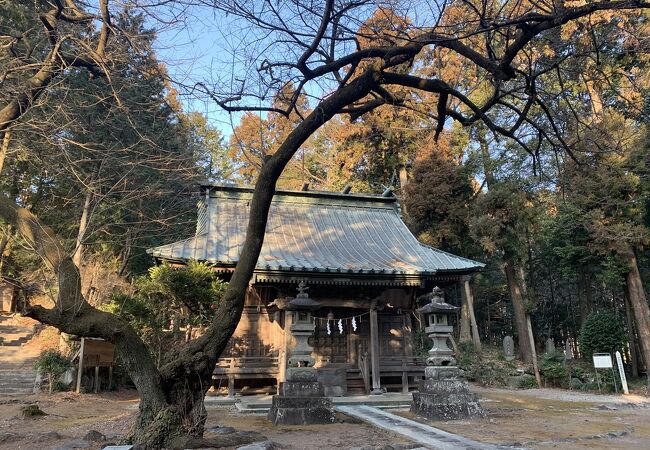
<box><xmin>379</xmin><ymin>314</ymin><xmax>405</xmax><ymax>356</ymax></box>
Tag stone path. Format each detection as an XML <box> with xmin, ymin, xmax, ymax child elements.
<box><xmin>0</xmin><ymin>314</ymin><xmax>40</xmax><ymax>395</ymax></box>
<box><xmin>336</xmin><ymin>404</ymin><xmax>518</xmax><ymax>450</ymax></box>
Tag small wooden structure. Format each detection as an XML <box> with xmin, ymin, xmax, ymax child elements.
<box><xmin>0</xmin><ymin>277</ymin><xmax>17</xmax><ymax>313</ymax></box>
<box><xmin>76</xmin><ymin>337</ymin><xmax>115</xmax><ymax>393</ymax></box>
<box><xmin>148</xmin><ymin>185</ymin><xmax>484</xmax><ymax>395</ymax></box>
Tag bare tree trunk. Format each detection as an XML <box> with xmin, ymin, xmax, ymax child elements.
<box><xmin>503</xmin><ymin>255</ymin><xmax>534</xmax><ymax>363</ymax></box>
<box><xmin>459</xmin><ymin>286</ymin><xmax>472</xmax><ymax>343</ymax></box>
<box><xmin>118</xmin><ymin>228</ymin><xmax>133</xmax><ymax>276</ymax></box>
<box><xmin>624</xmin><ymin>292</ymin><xmax>640</xmax><ymax>378</ymax></box>
<box><xmin>624</xmin><ymin>245</ymin><xmax>650</xmax><ymax>387</ymax></box>
<box><xmin>0</xmin><ymin>224</ymin><xmax>11</xmax><ymax>258</ymax></box>
<box><xmin>72</xmin><ymin>190</ymin><xmax>93</xmax><ymax>267</ymax></box>
<box><xmin>527</xmin><ymin>316</ymin><xmax>542</xmax><ymax>387</ymax></box>
<box><xmin>460</xmin><ymin>276</ymin><xmax>481</xmax><ymax>353</ymax></box>
<box><xmin>0</xmin><ymin>130</ymin><xmax>10</xmax><ymax>176</ymax></box>
<box><xmin>578</xmin><ymin>271</ymin><xmax>593</xmax><ymax>326</ymax></box>
<box><xmin>1</xmin><ymin>60</ymin><xmax>380</xmax><ymax>446</ymax></box>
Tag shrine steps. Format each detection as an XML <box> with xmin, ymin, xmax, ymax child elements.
<box><xmin>346</xmin><ymin>369</ymin><xmax>368</xmax><ymax>395</ymax></box>
<box><xmin>217</xmin><ymin>393</ymin><xmax>413</xmax><ymax>413</ymax></box>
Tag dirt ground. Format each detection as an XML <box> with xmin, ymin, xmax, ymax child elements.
<box><xmin>408</xmin><ymin>386</ymin><xmax>650</xmax><ymax>450</ymax></box>
<box><xmin>0</xmin><ymin>390</ymin><xmax>411</xmax><ymax>450</ymax></box>
<box><xmin>1</xmin><ymin>387</ymin><xmax>649</xmax><ymax>449</ymax></box>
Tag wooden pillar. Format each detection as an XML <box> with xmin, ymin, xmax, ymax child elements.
<box><xmin>75</xmin><ymin>337</ymin><xmax>85</xmax><ymax>394</ymax></box>
<box><xmin>462</xmin><ymin>276</ymin><xmax>482</xmax><ymax>354</ymax></box>
<box><xmin>369</xmin><ymin>306</ymin><xmax>382</xmax><ymax>395</ymax></box>
<box><xmin>402</xmin><ymin>313</ymin><xmax>412</xmax><ymax>393</ymax></box>
<box><xmin>403</xmin><ymin>313</ymin><xmax>413</xmax><ymax>356</ymax></box>
<box><xmin>94</xmin><ymin>366</ymin><xmax>100</xmax><ymax>393</ymax></box>
<box><xmin>228</xmin><ymin>375</ymin><xmax>235</xmax><ymax>398</ymax></box>
<box><xmin>108</xmin><ymin>366</ymin><xmax>113</xmax><ymax>391</ymax></box>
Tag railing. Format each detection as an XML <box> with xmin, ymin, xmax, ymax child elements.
<box><xmin>378</xmin><ymin>356</ymin><xmax>426</xmax><ymax>393</ymax></box>
<box><xmin>357</xmin><ymin>344</ymin><xmax>370</xmax><ymax>394</ymax></box>
<box><xmin>214</xmin><ymin>356</ymin><xmax>280</xmax><ymax>376</ymax></box>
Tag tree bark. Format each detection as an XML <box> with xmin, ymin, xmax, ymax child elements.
<box><xmin>0</xmin><ymin>129</ymin><xmax>10</xmax><ymax>176</ymax></box>
<box><xmin>459</xmin><ymin>276</ymin><xmax>481</xmax><ymax>353</ymax></box>
<box><xmin>72</xmin><ymin>190</ymin><xmax>93</xmax><ymax>267</ymax></box>
<box><xmin>623</xmin><ymin>245</ymin><xmax>650</xmax><ymax>387</ymax></box>
<box><xmin>0</xmin><ymin>224</ymin><xmax>11</xmax><ymax>272</ymax></box>
<box><xmin>459</xmin><ymin>288</ymin><xmax>472</xmax><ymax>343</ymax></box>
<box><xmin>503</xmin><ymin>255</ymin><xmax>534</xmax><ymax>363</ymax></box>
<box><xmin>624</xmin><ymin>292</ymin><xmax>640</xmax><ymax>378</ymax></box>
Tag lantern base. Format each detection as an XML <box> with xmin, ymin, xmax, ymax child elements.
<box><xmin>411</xmin><ymin>366</ymin><xmax>484</xmax><ymax>420</ymax></box>
<box><xmin>268</xmin><ymin>394</ymin><xmax>335</xmax><ymax>425</ymax></box>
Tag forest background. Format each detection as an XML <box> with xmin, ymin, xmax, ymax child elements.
<box><xmin>1</xmin><ymin>0</ymin><xmax>649</xmax><ymax>374</ymax></box>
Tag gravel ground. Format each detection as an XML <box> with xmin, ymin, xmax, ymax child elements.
<box><xmin>0</xmin><ymin>391</ymin><xmax>411</xmax><ymax>450</ymax></box>
<box><xmin>473</xmin><ymin>385</ymin><xmax>650</xmax><ymax>406</ymax></box>
<box><xmin>1</xmin><ymin>386</ymin><xmax>649</xmax><ymax>449</ymax></box>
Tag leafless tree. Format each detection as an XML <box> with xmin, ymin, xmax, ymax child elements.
<box><xmin>1</xmin><ymin>1</ymin><xmax>650</xmax><ymax>447</ymax></box>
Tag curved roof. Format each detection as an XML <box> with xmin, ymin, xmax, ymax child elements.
<box><xmin>147</xmin><ymin>185</ymin><xmax>483</xmax><ymax>277</ymax></box>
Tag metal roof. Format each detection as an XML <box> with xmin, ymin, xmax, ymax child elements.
<box><xmin>147</xmin><ymin>185</ymin><xmax>483</xmax><ymax>279</ymax></box>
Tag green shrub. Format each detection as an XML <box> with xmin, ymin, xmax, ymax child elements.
<box><xmin>464</xmin><ymin>359</ymin><xmax>515</xmax><ymax>386</ymax></box>
<box><xmin>34</xmin><ymin>349</ymin><xmax>72</xmax><ymax>393</ymax></box>
<box><xmin>517</xmin><ymin>374</ymin><xmax>538</xmax><ymax>389</ymax></box>
<box><xmin>569</xmin><ymin>377</ymin><xmax>584</xmax><ymax>390</ymax></box>
<box><xmin>457</xmin><ymin>341</ymin><xmax>479</xmax><ymax>369</ymax></box>
<box><xmin>540</xmin><ymin>349</ymin><xmax>568</xmax><ymax>387</ymax></box>
<box><xmin>570</xmin><ymin>366</ymin><xmax>586</xmax><ymax>381</ymax></box>
<box><xmin>579</xmin><ymin>311</ymin><xmax>626</xmax><ymax>358</ymax></box>
<box><xmin>412</xmin><ymin>327</ymin><xmax>432</xmax><ymax>358</ymax></box>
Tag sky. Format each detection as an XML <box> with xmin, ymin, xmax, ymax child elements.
<box><xmin>151</xmin><ymin>4</ymin><xmax>248</xmax><ymax>139</ymax></box>
<box><xmin>147</xmin><ymin>1</ymin><xmax>442</xmax><ymax>140</ymax></box>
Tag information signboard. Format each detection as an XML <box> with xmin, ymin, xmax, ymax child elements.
<box><xmin>592</xmin><ymin>353</ymin><xmax>613</xmax><ymax>369</ymax></box>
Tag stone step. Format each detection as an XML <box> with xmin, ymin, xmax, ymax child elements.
<box><xmin>0</xmin><ymin>379</ymin><xmax>35</xmax><ymax>386</ymax></box>
<box><xmin>0</xmin><ymin>369</ymin><xmax>37</xmax><ymax>376</ymax></box>
<box><xmin>234</xmin><ymin>397</ymin><xmax>412</xmax><ymax>413</ymax></box>
<box><xmin>0</xmin><ymin>386</ymin><xmax>33</xmax><ymax>395</ymax></box>
<box><xmin>0</xmin><ymin>337</ymin><xmax>32</xmax><ymax>346</ymax></box>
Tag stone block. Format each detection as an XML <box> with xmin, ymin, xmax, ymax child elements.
<box><xmin>419</xmin><ymin>378</ymin><xmax>473</xmax><ymax>395</ymax></box>
<box><xmin>267</xmin><ymin>396</ymin><xmax>335</xmax><ymax>425</ymax></box>
<box><xmin>411</xmin><ymin>392</ymin><xmax>484</xmax><ymax>420</ymax></box>
<box><xmin>426</xmin><ymin>356</ymin><xmax>457</xmax><ymax>367</ymax></box>
<box><xmin>286</xmin><ymin>367</ymin><xmax>317</xmax><ymax>382</ymax></box>
<box><xmin>423</xmin><ymin>366</ymin><xmax>463</xmax><ymax>380</ymax></box>
<box><xmin>317</xmin><ymin>367</ymin><xmax>347</xmax><ymax>397</ymax></box>
<box><xmin>278</xmin><ymin>381</ymin><xmax>324</xmax><ymax>397</ymax></box>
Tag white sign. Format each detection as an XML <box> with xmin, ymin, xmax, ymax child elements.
<box><xmin>593</xmin><ymin>353</ymin><xmax>613</xmax><ymax>369</ymax></box>
<box><xmin>615</xmin><ymin>351</ymin><xmax>629</xmax><ymax>395</ymax></box>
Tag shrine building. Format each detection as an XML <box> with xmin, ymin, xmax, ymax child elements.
<box><xmin>147</xmin><ymin>184</ymin><xmax>483</xmax><ymax>396</ymax></box>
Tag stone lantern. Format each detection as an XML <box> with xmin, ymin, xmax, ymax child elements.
<box><xmin>411</xmin><ymin>286</ymin><xmax>484</xmax><ymax>420</ymax></box>
<box><xmin>417</xmin><ymin>286</ymin><xmax>458</xmax><ymax>367</ymax></box>
<box><xmin>286</xmin><ymin>282</ymin><xmax>320</xmax><ymax>372</ymax></box>
<box><xmin>268</xmin><ymin>281</ymin><xmax>335</xmax><ymax>425</ymax></box>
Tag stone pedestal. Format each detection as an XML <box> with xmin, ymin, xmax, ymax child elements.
<box><xmin>410</xmin><ymin>366</ymin><xmax>484</xmax><ymax>420</ymax></box>
<box><xmin>268</xmin><ymin>284</ymin><xmax>335</xmax><ymax>425</ymax></box>
<box><xmin>268</xmin><ymin>368</ymin><xmax>335</xmax><ymax>425</ymax></box>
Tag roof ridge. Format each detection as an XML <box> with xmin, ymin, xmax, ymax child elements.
<box><xmin>204</xmin><ymin>183</ymin><xmax>397</xmax><ymax>203</ymax></box>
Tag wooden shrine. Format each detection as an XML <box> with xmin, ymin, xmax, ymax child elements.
<box><xmin>148</xmin><ymin>184</ymin><xmax>483</xmax><ymax>395</ymax></box>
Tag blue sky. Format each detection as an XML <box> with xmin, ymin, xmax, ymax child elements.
<box><xmin>152</xmin><ymin>5</ymin><xmax>247</xmax><ymax>139</ymax></box>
